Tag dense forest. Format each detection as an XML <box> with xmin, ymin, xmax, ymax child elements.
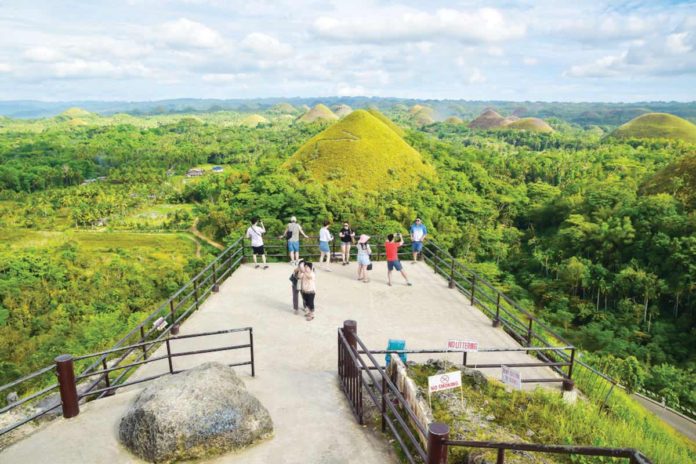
<box><xmin>0</xmin><ymin>105</ymin><xmax>694</xmax><ymax>417</ymax></box>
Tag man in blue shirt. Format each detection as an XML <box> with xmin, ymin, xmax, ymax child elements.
<box><xmin>409</xmin><ymin>218</ymin><xmax>428</xmax><ymax>263</ymax></box>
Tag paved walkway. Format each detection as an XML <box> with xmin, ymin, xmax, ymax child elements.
<box><xmin>2</xmin><ymin>261</ymin><xmax>562</xmax><ymax>463</ymax></box>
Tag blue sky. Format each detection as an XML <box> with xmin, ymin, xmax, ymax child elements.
<box><xmin>0</xmin><ymin>0</ymin><xmax>694</xmax><ymax>102</ymax></box>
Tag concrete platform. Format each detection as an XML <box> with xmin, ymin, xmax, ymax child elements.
<box><xmin>1</xmin><ymin>261</ymin><xmax>561</xmax><ymax>463</ymax></box>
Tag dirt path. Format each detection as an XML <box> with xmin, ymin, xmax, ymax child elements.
<box><xmin>190</xmin><ymin>218</ymin><xmax>224</xmax><ymax>250</ymax></box>
<box><xmin>182</xmin><ymin>234</ymin><xmax>202</xmax><ymax>257</ymax></box>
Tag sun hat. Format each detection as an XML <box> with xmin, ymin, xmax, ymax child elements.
<box><xmin>358</xmin><ymin>234</ymin><xmax>370</xmax><ymax>244</ymax></box>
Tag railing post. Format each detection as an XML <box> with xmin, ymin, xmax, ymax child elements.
<box><xmin>427</xmin><ymin>422</ymin><xmax>449</xmax><ymax>464</ymax></box>
<box><xmin>55</xmin><ymin>355</ymin><xmax>79</xmax><ymax>419</ymax></box>
<box><xmin>470</xmin><ymin>275</ymin><xmax>476</xmax><ymax>304</ymax></box>
<box><xmin>140</xmin><ymin>326</ymin><xmax>148</xmax><ymax>359</ymax></box>
<box><xmin>249</xmin><ymin>328</ymin><xmax>255</xmax><ymax>377</ymax></box>
<box><xmin>563</xmin><ymin>348</ymin><xmax>576</xmax><ymax>392</ymax></box>
<box><xmin>448</xmin><ymin>258</ymin><xmax>455</xmax><ymax>289</ymax></box>
<box><xmin>462</xmin><ymin>351</ymin><xmax>468</xmax><ymax>367</ymax></box>
<box><xmin>194</xmin><ymin>279</ymin><xmax>200</xmax><ymax>310</ymax></box>
<box><xmin>212</xmin><ymin>262</ymin><xmax>219</xmax><ymax>292</ymax></box>
<box><xmin>381</xmin><ymin>376</ymin><xmax>386</xmax><ymax>433</ymax></box>
<box><xmin>241</xmin><ymin>237</ymin><xmax>247</xmax><ymax>264</ymax></box>
<box><xmin>101</xmin><ymin>358</ymin><xmax>114</xmax><ymax>397</ymax></box>
<box><xmin>169</xmin><ymin>299</ymin><xmax>176</xmax><ymax>325</ymax></box>
<box><xmin>496</xmin><ymin>448</ymin><xmax>505</xmax><ymax>464</ymax></box>
<box><xmin>526</xmin><ymin>318</ymin><xmax>533</xmax><ymax>346</ymax></box>
<box><xmin>343</xmin><ymin>320</ymin><xmax>362</xmax><ymax>425</ymax></box>
<box><xmin>493</xmin><ymin>293</ymin><xmax>501</xmax><ymax>327</ymax></box>
<box><xmin>165</xmin><ymin>339</ymin><xmax>174</xmax><ymax>374</ymax></box>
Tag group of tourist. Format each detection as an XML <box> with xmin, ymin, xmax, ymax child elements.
<box><xmin>245</xmin><ymin>216</ymin><xmax>428</xmax><ymax>321</ymax></box>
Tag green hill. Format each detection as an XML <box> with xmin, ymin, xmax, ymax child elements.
<box><xmin>469</xmin><ymin>109</ymin><xmax>506</xmax><ymax>129</ymax></box>
<box><xmin>284</xmin><ymin>109</ymin><xmax>434</xmax><ymax>190</ymax></box>
<box><xmin>367</xmin><ymin>108</ymin><xmax>406</xmax><ymax>136</ymax></box>
<box><xmin>297</xmin><ymin>104</ymin><xmax>338</xmax><ymax>123</ymax></box>
<box><xmin>61</xmin><ymin>107</ymin><xmax>93</xmax><ymax>118</ymax></box>
<box><xmin>269</xmin><ymin>103</ymin><xmax>297</xmax><ymax>115</ymax></box>
<box><xmin>641</xmin><ymin>153</ymin><xmax>696</xmax><ymax>209</ymax></box>
<box><xmin>445</xmin><ymin>116</ymin><xmax>464</xmax><ymax>124</ymax></box>
<box><xmin>504</xmin><ymin>117</ymin><xmax>554</xmax><ymax>133</ymax></box>
<box><xmin>611</xmin><ymin>113</ymin><xmax>696</xmax><ymax>143</ymax></box>
<box><xmin>240</xmin><ymin>114</ymin><xmax>269</xmax><ymax>127</ymax></box>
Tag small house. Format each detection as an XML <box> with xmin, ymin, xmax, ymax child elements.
<box><xmin>186</xmin><ymin>168</ymin><xmax>205</xmax><ymax>177</ymax></box>
<box><xmin>212</xmin><ymin>166</ymin><xmax>224</xmax><ymax>173</ymax></box>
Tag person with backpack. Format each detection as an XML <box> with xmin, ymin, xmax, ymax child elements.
<box><xmin>246</xmin><ymin>217</ymin><xmax>268</xmax><ymax>269</ymax></box>
<box><xmin>356</xmin><ymin>234</ymin><xmax>372</xmax><ymax>283</ymax></box>
<box><xmin>319</xmin><ymin>220</ymin><xmax>334</xmax><ymax>271</ymax></box>
<box><xmin>280</xmin><ymin>216</ymin><xmax>308</xmax><ymax>265</ymax></box>
<box><xmin>385</xmin><ymin>233</ymin><xmax>412</xmax><ymax>287</ymax></box>
<box><xmin>339</xmin><ymin>221</ymin><xmax>355</xmax><ymax>265</ymax></box>
<box><xmin>298</xmin><ymin>261</ymin><xmax>317</xmax><ymax>321</ymax></box>
<box><xmin>409</xmin><ymin>217</ymin><xmax>428</xmax><ymax>263</ymax></box>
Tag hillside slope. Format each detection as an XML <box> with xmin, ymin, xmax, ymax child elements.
<box><xmin>611</xmin><ymin>113</ymin><xmax>696</xmax><ymax>142</ymax></box>
<box><xmin>285</xmin><ymin>109</ymin><xmax>434</xmax><ymax>190</ymax></box>
<box><xmin>297</xmin><ymin>104</ymin><xmax>338</xmax><ymax>123</ymax></box>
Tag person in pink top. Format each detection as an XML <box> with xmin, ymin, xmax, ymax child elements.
<box><xmin>384</xmin><ymin>233</ymin><xmax>412</xmax><ymax>287</ymax></box>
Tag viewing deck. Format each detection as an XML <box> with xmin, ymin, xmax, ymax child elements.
<box><xmin>1</xmin><ymin>260</ymin><xmax>563</xmax><ymax>463</ymax></box>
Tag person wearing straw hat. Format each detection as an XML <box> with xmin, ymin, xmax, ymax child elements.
<box><xmin>356</xmin><ymin>234</ymin><xmax>372</xmax><ymax>282</ymax></box>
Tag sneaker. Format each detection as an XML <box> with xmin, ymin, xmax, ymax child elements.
<box><xmin>407</xmin><ymin>282</ymin><xmax>413</xmax><ymax>286</ymax></box>
<box><xmin>325</xmin><ymin>268</ymin><xmax>332</xmax><ymax>272</ymax></box>
<box><xmin>255</xmin><ymin>265</ymin><xmax>260</xmax><ymax>269</ymax></box>
<box><xmin>387</xmin><ymin>282</ymin><xmax>392</xmax><ymax>287</ymax></box>
<box><xmin>263</xmin><ymin>265</ymin><xmax>269</xmax><ymax>269</ymax></box>
<box><xmin>294</xmin><ymin>309</ymin><xmax>298</xmax><ymax>314</ymax></box>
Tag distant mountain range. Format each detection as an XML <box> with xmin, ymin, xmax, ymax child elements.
<box><xmin>1</xmin><ymin>98</ymin><xmax>695</xmax><ymax>126</ymax></box>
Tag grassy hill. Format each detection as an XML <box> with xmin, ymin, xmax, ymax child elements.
<box><xmin>611</xmin><ymin>113</ymin><xmax>696</xmax><ymax>143</ymax></box>
<box><xmin>504</xmin><ymin>117</ymin><xmax>554</xmax><ymax>133</ymax></box>
<box><xmin>367</xmin><ymin>108</ymin><xmax>406</xmax><ymax>136</ymax></box>
<box><xmin>469</xmin><ymin>109</ymin><xmax>506</xmax><ymax>129</ymax></box>
<box><xmin>269</xmin><ymin>103</ymin><xmax>297</xmax><ymax>115</ymax></box>
<box><xmin>285</xmin><ymin>109</ymin><xmax>434</xmax><ymax>190</ymax></box>
<box><xmin>641</xmin><ymin>153</ymin><xmax>696</xmax><ymax>209</ymax></box>
<box><xmin>240</xmin><ymin>114</ymin><xmax>269</xmax><ymax>127</ymax></box>
<box><xmin>297</xmin><ymin>104</ymin><xmax>338</xmax><ymax>123</ymax></box>
<box><xmin>445</xmin><ymin>116</ymin><xmax>464</xmax><ymax>124</ymax></box>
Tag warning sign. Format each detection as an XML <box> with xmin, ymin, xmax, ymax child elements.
<box><xmin>501</xmin><ymin>365</ymin><xmax>522</xmax><ymax>390</ymax></box>
<box><xmin>428</xmin><ymin>371</ymin><xmax>462</xmax><ymax>393</ymax></box>
<box><xmin>447</xmin><ymin>339</ymin><xmax>479</xmax><ymax>352</ymax></box>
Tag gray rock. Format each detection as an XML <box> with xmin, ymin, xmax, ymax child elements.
<box><xmin>119</xmin><ymin>362</ymin><xmax>273</xmax><ymax>463</ymax></box>
<box><xmin>485</xmin><ymin>414</ymin><xmax>496</xmax><ymax>421</ymax></box>
<box><xmin>6</xmin><ymin>391</ymin><xmax>18</xmax><ymax>404</ymax></box>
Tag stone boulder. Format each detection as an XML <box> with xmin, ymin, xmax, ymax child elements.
<box><xmin>119</xmin><ymin>362</ymin><xmax>273</xmax><ymax>463</ymax></box>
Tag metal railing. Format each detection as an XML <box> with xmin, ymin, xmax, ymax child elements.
<box><xmin>1</xmin><ymin>237</ymin><xmax>246</xmax><ymax>437</ymax></box>
<box><xmin>337</xmin><ymin>320</ymin><xmax>652</xmax><ymax>464</ymax></box>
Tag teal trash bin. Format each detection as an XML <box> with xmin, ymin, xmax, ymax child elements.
<box><xmin>386</xmin><ymin>339</ymin><xmax>406</xmax><ymax>366</ymax></box>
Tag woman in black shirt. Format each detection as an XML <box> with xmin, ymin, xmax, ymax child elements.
<box><xmin>338</xmin><ymin>222</ymin><xmax>355</xmax><ymax>265</ymax></box>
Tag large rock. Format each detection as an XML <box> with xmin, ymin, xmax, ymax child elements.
<box><xmin>119</xmin><ymin>362</ymin><xmax>273</xmax><ymax>463</ymax></box>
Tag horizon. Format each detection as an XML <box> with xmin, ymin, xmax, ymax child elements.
<box><xmin>1</xmin><ymin>1</ymin><xmax>695</xmax><ymax>102</ymax></box>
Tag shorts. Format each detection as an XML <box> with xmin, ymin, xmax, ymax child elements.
<box><xmin>358</xmin><ymin>255</ymin><xmax>371</xmax><ymax>266</ymax></box>
<box><xmin>341</xmin><ymin>241</ymin><xmax>352</xmax><ymax>248</ymax></box>
<box><xmin>387</xmin><ymin>260</ymin><xmax>403</xmax><ymax>271</ymax></box>
<box><xmin>319</xmin><ymin>241</ymin><xmax>330</xmax><ymax>253</ymax></box>
<box><xmin>288</xmin><ymin>241</ymin><xmax>300</xmax><ymax>252</ymax></box>
<box><xmin>252</xmin><ymin>245</ymin><xmax>265</xmax><ymax>255</ymax></box>
<box><xmin>412</xmin><ymin>241</ymin><xmax>423</xmax><ymax>252</ymax></box>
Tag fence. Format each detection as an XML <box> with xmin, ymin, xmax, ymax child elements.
<box><xmin>337</xmin><ymin>320</ymin><xmax>652</xmax><ymax>464</ymax></box>
<box><xmin>0</xmin><ymin>236</ymin><xmax>246</xmax><ymax>437</ymax></box>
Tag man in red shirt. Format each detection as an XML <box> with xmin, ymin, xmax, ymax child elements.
<box><xmin>384</xmin><ymin>233</ymin><xmax>412</xmax><ymax>287</ymax></box>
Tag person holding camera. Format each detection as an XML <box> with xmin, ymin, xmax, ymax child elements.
<box><xmin>246</xmin><ymin>217</ymin><xmax>268</xmax><ymax>269</ymax></box>
<box><xmin>356</xmin><ymin>234</ymin><xmax>372</xmax><ymax>282</ymax></box>
<box><xmin>298</xmin><ymin>261</ymin><xmax>317</xmax><ymax>321</ymax></box>
<box><xmin>319</xmin><ymin>220</ymin><xmax>334</xmax><ymax>271</ymax></box>
<box><xmin>339</xmin><ymin>221</ymin><xmax>356</xmax><ymax>265</ymax></box>
<box><xmin>384</xmin><ymin>233</ymin><xmax>412</xmax><ymax>287</ymax></box>
<box><xmin>289</xmin><ymin>260</ymin><xmax>305</xmax><ymax>313</ymax></box>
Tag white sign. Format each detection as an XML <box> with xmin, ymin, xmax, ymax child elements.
<box><xmin>501</xmin><ymin>365</ymin><xmax>522</xmax><ymax>390</ymax></box>
<box><xmin>447</xmin><ymin>339</ymin><xmax>479</xmax><ymax>352</ymax></box>
<box><xmin>428</xmin><ymin>371</ymin><xmax>462</xmax><ymax>393</ymax></box>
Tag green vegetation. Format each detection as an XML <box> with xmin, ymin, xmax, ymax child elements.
<box><xmin>285</xmin><ymin>109</ymin><xmax>435</xmax><ymax>190</ymax></box>
<box><xmin>367</xmin><ymin>108</ymin><xmax>406</xmax><ymax>136</ymax></box>
<box><xmin>0</xmin><ymin>103</ymin><xmax>694</xmax><ymax>455</ymax></box>
<box><xmin>611</xmin><ymin>113</ymin><xmax>696</xmax><ymax>143</ymax></box>
<box><xmin>240</xmin><ymin>114</ymin><xmax>269</xmax><ymax>127</ymax></box>
<box><xmin>408</xmin><ymin>363</ymin><xmax>696</xmax><ymax>464</ymax></box>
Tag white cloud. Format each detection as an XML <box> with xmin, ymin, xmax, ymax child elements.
<box><xmin>336</xmin><ymin>83</ymin><xmax>367</xmax><ymax>96</ymax></box>
<box><xmin>155</xmin><ymin>18</ymin><xmax>224</xmax><ymax>49</ymax></box>
<box><xmin>50</xmin><ymin>60</ymin><xmax>151</xmax><ymax>79</ymax></box>
<box><xmin>24</xmin><ymin>46</ymin><xmax>64</xmax><ymax>62</ymax></box>
<box><xmin>666</xmin><ymin>32</ymin><xmax>692</xmax><ymax>55</ymax></box>
<box><xmin>467</xmin><ymin>68</ymin><xmax>486</xmax><ymax>84</ymax></box>
<box><xmin>0</xmin><ymin>63</ymin><xmax>12</xmax><ymax>73</ymax></box>
<box><xmin>313</xmin><ymin>7</ymin><xmax>525</xmax><ymax>44</ymax></box>
<box><xmin>202</xmin><ymin>73</ymin><xmax>252</xmax><ymax>83</ymax></box>
<box><xmin>523</xmin><ymin>57</ymin><xmax>538</xmax><ymax>66</ymax></box>
<box><xmin>240</xmin><ymin>33</ymin><xmax>292</xmax><ymax>58</ymax></box>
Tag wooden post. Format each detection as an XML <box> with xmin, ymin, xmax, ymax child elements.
<box><xmin>212</xmin><ymin>262</ymin><xmax>219</xmax><ymax>292</ymax></box>
<box><xmin>448</xmin><ymin>258</ymin><xmax>455</xmax><ymax>289</ymax></box>
<box><xmin>526</xmin><ymin>318</ymin><xmax>534</xmax><ymax>346</ymax></box>
<box><xmin>470</xmin><ymin>275</ymin><xmax>476</xmax><ymax>304</ymax></box>
<box><xmin>140</xmin><ymin>326</ymin><xmax>148</xmax><ymax>359</ymax></box>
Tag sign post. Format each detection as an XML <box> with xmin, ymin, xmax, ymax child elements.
<box><xmin>501</xmin><ymin>365</ymin><xmax>522</xmax><ymax>390</ymax></box>
<box><xmin>428</xmin><ymin>370</ymin><xmax>464</xmax><ymax>408</ymax></box>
